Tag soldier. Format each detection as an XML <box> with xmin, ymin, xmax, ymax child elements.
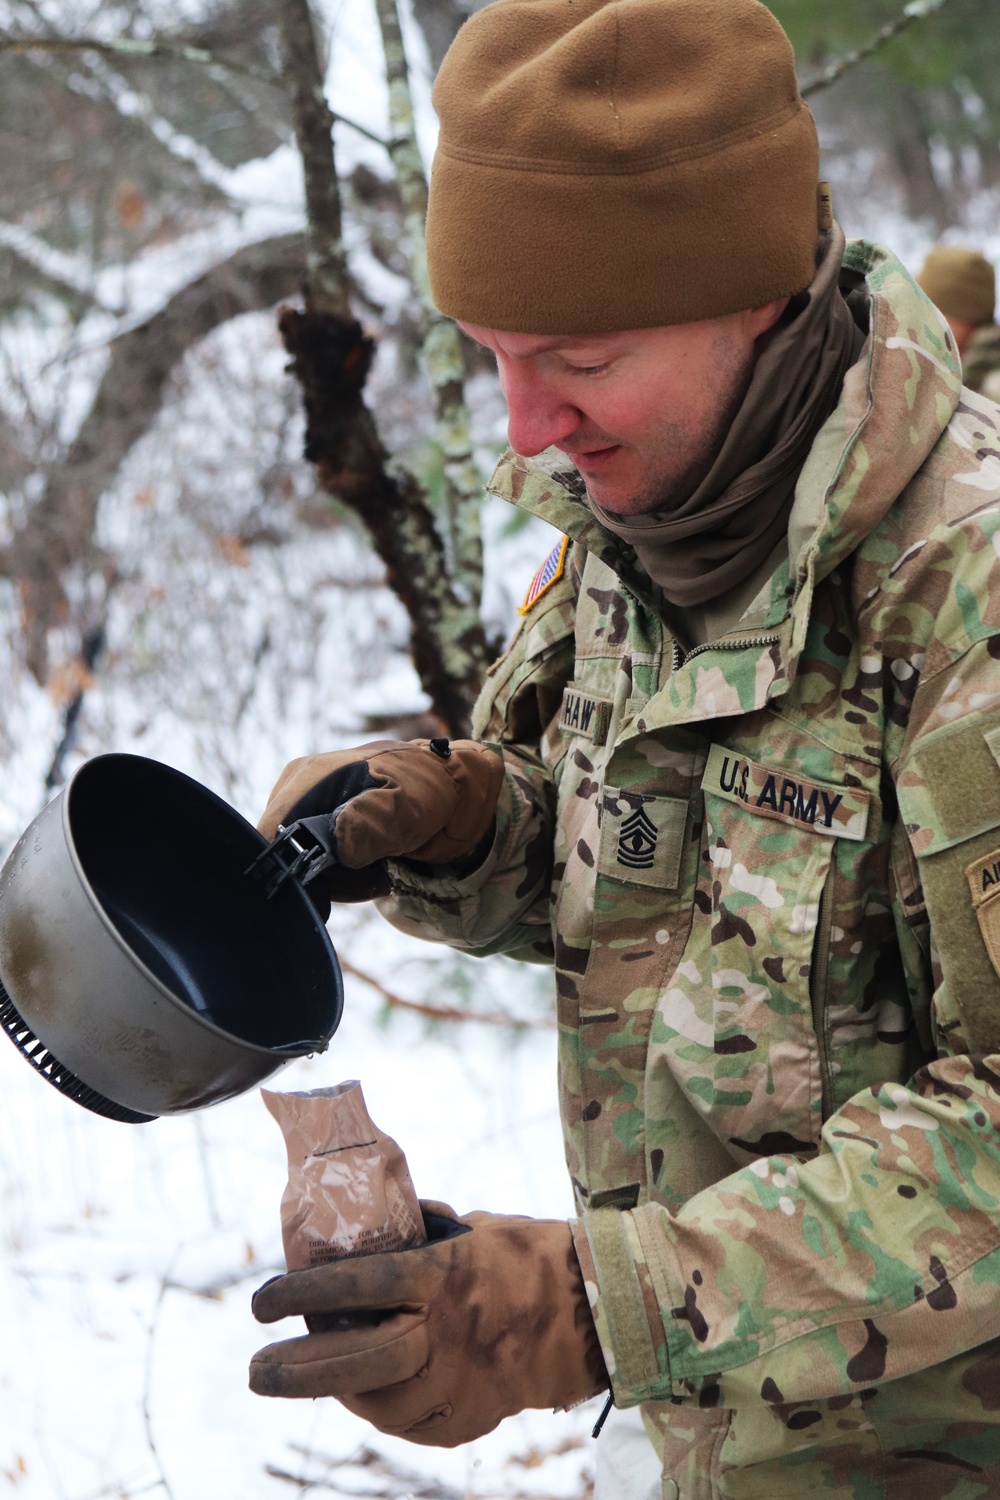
<box><xmin>249</xmin><ymin>0</ymin><xmax>1000</xmax><ymax>1494</ymax></box>
<box><xmin>917</xmin><ymin>245</ymin><xmax>1000</xmax><ymax>401</ymax></box>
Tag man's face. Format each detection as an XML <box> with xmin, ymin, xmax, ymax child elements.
<box><xmin>944</xmin><ymin>314</ymin><xmax>978</xmax><ymax>358</ymax></box>
<box><xmin>460</xmin><ymin>303</ymin><xmax>786</xmax><ymax>517</ymax></box>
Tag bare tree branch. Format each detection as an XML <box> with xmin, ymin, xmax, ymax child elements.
<box><xmin>801</xmin><ymin>0</ymin><xmax>951</xmax><ymax>98</ymax></box>
<box><xmin>339</xmin><ymin>956</ymin><xmax>550</xmax><ymax>1030</ymax></box>
<box><xmin>269</xmin><ymin>1443</ymin><xmax>466</xmax><ymax>1499</ymax></box>
<box><xmin>0</xmin><ymin>32</ymin><xmax>389</xmax><ymax>147</ymax></box>
<box><xmin>274</xmin><ymin>0</ymin><xmax>350</xmax><ymax>319</ymax></box>
<box><xmin>8</xmin><ymin>7</ymin><xmax>494</xmax><ymax>725</ymax></box>
<box><xmin>140</xmin><ymin>1263</ymin><xmax>179</xmax><ymax>1500</ymax></box>
<box><xmin>0</xmin><ymin>30</ymin><xmax>282</xmax><ymax>84</ymax></box>
<box><xmin>164</xmin><ymin>1261</ymin><xmax>282</xmax><ymax>1299</ymax></box>
<box><xmin>42</xmin><ymin>583</ymin><xmax>117</xmax><ymax>797</ymax></box>
<box><xmin>265</xmin><ymin>1439</ymin><xmax>586</xmax><ymax>1499</ymax></box>
<box><xmin>7</xmin><ymin>233</ymin><xmax>306</xmax><ymax>680</ymax></box>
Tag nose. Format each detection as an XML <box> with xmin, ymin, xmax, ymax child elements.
<box><xmin>498</xmin><ymin>359</ymin><xmax>580</xmax><ymax>458</ymax></box>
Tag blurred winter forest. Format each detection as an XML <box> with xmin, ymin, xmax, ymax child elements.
<box><xmin>0</xmin><ymin>0</ymin><xmax>998</xmax><ymax>1494</ymax></box>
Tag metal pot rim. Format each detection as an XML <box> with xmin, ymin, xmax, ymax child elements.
<box><xmin>61</xmin><ymin>755</ymin><xmax>331</xmax><ymax>1060</ymax></box>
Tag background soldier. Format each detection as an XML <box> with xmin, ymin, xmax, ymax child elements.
<box><xmin>917</xmin><ymin>244</ymin><xmax>1000</xmax><ymax>400</ymax></box>
<box><xmin>249</xmin><ymin>0</ymin><xmax>1000</xmax><ymax>1493</ymax></box>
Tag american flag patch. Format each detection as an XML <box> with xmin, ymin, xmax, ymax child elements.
<box><xmin>518</xmin><ymin>536</ymin><xmax>569</xmax><ymax>615</ymax></box>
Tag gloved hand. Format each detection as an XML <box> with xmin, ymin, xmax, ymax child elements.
<box><xmin>248</xmin><ymin>1203</ymin><xmax>608</xmax><ymax>1447</ymax></box>
<box><xmin>257</xmin><ymin>738</ymin><xmax>505</xmax><ymax>903</ymax></box>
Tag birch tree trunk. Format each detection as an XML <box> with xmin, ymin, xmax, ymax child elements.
<box><xmin>373</xmin><ymin>0</ymin><xmax>484</xmax><ymax>617</ymax></box>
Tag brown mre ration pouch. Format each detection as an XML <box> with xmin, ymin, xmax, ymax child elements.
<box><xmin>262</xmin><ymin>1080</ymin><xmax>426</xmax><ymax>1271</ymax></box>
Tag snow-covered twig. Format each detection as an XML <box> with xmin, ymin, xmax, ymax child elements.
<box><xmin>0</xmin><ymin>33</ymin><xmax>389</xmax><ymax>147</ymax></box>
<box><xmin>0</xmin><ymin>220</ymin><xmax>110</xmax><ymax>312</ymax></box>
<box><xmin>801</xmin><ymin>0</ymin><xmax>951</xmax><ymax>98</ymax></box>
<box><xmin>0</xmin><ymin>31</ymin><xmax>280</xmax><ymax>84</ymax></box>
<box><xmin>270</xmin><ymin>1442</ymin><xmax>465</xmax><ymax>1498</ymax></box>
<box><xmin>140</xmin><ymin>1263</ymin><xmax>179</xmax><ymax>1500</ymax></box>
<box><xmin>267</xmin><ymin>1440</ymin><xmax>586</xmax><ymax>1499</ymax></box>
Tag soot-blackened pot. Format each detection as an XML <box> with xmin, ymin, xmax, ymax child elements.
<box><xmin>0</xmin><ymin>754</ymin><xmax>343</xmax><ymax>1121</ymax></box>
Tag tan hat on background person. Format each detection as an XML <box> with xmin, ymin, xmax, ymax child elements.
<box><xmin>916</xmin><ymin>246</ymin><xmax>1000</xmax><ymax>397</ymax></box>
<box><xmin>425</xmin><ymin>0</ymin><xmax>821</xmax><ymax>334</ymax></box>
<box><xmin>916</xmin><ymin>246</ymin><xmax>996</xmax><ymax>328</ymax></box>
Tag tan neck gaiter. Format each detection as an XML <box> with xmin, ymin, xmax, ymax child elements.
<box><xmin>589</xmin><ymin>226</ymin><xmax>865</xmax><ymax>608</ymax></box>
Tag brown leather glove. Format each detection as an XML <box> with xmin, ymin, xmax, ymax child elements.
<box><xmin>249</xmin><ymin>1204</ymin><xmax>607</xmax><ymax>1447</ymax></box>
<box><xmin>259</xmin><ymin>737</ymin><xmax>504</xmax><ymax>861</ymax></box>
<box><xmin>257</xmin><ymin>738</ymin><xmax>505</xmax><ymax>902</ymax></box>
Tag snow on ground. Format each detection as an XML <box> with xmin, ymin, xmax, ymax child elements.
<box><xmin>3</xmin><ymin>0</ymin><xmax>1000</xmax><ymax>1494</ymax></box>
<box><xmin>0</xmin><ymin>448</ymin><xmax>576</xmax><ymax>1492</ymax></box>
<box><xmin>1</xmin><ymin>921</ymin><xmax>603</xmax><ymax>1498</ymax></box>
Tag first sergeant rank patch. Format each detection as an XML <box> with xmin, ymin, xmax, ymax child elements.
<box><xmin>519</xmin><ymin>535</ymin><xmax>569</xmax><ymax>615</ymax></box>
<box><xmin>617</xmin><ymin>806</ymin><xmax>658</xmax><ymax>869</ymax></box>
<box><xmin>597</xmin><ymin>787</ymin><xmax>688</xmax><ymax>890</ymax></box>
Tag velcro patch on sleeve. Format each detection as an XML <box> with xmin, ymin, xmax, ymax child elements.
<box><xmin>985</xmin><ymin>725</ymin><xmax>1000</xmax><ymax>774</ymax></box>
<box><xmin>559</xmin><ymin>684</ymin><xmax>613</xmax><ymax>745</ymax></box>
<box><xmin>967</xmin><ymin>847</ymin><xmax>1000</xmax><ymax>983</ymax></box>
<box><xmin>702</xmin><ymin>743</ymin><xmax>870</xmax><ymax>842</ymax></box>
<box><xmin>518</xmin><ymin>535</ymin><xmax>569</xmax><ymax>615</ymax></box>
<box><xmin>897</xmin><ymin>715</ymin><xmax>1000</xmax><ymax>857</ymax></box>
<box><xmin>597</xmin><ymin>787</ymin><xmax>688</xmax><ymax>889</ymax></box>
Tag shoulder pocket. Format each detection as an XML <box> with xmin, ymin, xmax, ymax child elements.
<box><xmin>472</xmin><ymin>573</ymin><xmax>577</xmax><ymax>744</ymax></box>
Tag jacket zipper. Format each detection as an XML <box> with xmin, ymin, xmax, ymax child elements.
<box><xmin>810</xmin><ymin>862</ymin><xmax>836</xmax><ymax>1120</ymax></box>
<box><xmin>672</xmin><ymin>633</ymin><xmax>780</xmax><ymax>671</ymax></box>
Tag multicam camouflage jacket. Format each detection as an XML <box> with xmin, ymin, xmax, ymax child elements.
<box><xmin>963</xmin><ymin>321</ymin><xmax>1000</xmax><ymax>406</ymax></box>
<box><xmin>381</xmin><ymin>241</ymin><xmax>1000</xmax><ymax>1497</ymax></box>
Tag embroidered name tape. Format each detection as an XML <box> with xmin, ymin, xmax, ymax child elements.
<box><xmin>703</xmin><ymin>744</ymin><xmax>870</xmax><ymax>842</ymax></box>
<box><xmin>560</xmin><ymin>685</ymin><xmax>612</xmax><ymax>744</ymax></box>
<box><xmin>597</xmin><ymin>786</ymin><xmax>688</xmax><ymax>889</ymax></box>
<box><xmin>519</xmin><ymin>536</ymin><xmax>569</xmax><ymax>615</ymax></box>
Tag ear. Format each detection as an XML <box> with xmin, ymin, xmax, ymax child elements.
<box><xmin>746</xmin><ymin>297</ymin><xmax>791</xmax><ymax>340</ymax></box>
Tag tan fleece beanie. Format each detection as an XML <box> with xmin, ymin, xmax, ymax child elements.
<box><xmin>426</xmin><ymin>0</ymin><xmax>820</xmax><ymax>334</ymax></box>
<box><xmin>917</xmin><ymin>247</ymin><xmax>996</xmax><ymax>327</ymax></box>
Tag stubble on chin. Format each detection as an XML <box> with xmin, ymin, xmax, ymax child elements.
<box><xmin>588</xmin><ymin>335</ymin><xmax>756</xmax><ymax>519</ymax></box>
<box><xmin>583</xmin><ymin>428</ymin><xmax>723</xmax><ymax>519</ymax></box>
